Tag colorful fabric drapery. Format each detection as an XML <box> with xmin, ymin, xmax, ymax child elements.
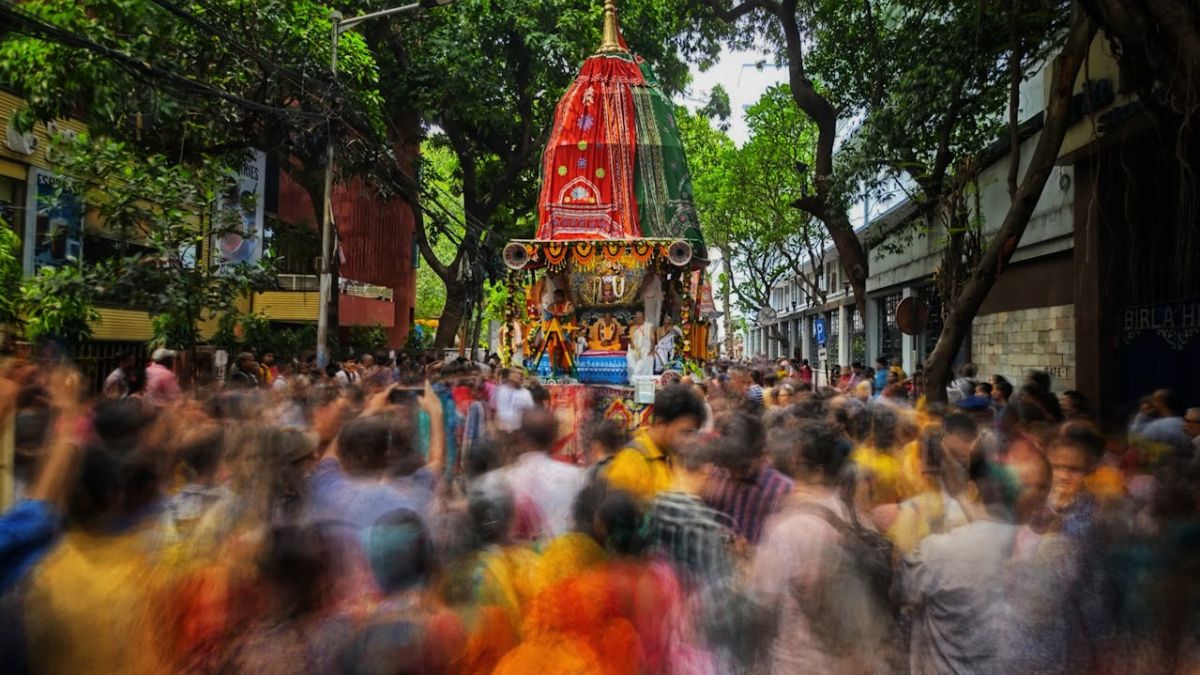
<box><xmin>538</xmin><ymin>53</ymin><xmax>645</xmax><ymax>241</ymax></box>
<box><xmin>535</xmin><ymin>26</ymin><xmax>705</xmax><ymax>255</ymax></box>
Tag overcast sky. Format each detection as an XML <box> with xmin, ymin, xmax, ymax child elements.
<box><xmin>678</xmin><ymin>45</ymin><xmax>786</xmax><ymax>146</ymax></box>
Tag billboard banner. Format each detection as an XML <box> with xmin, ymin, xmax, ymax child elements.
<box><xmin>27</xmin><ymin>169</ymin><xmax>84</xmax><ymax>272</ymax></box>
<box><xmin>215</xmin><ymin>150</ymin><xmax>267</xmax><ymax>267</ymax></box>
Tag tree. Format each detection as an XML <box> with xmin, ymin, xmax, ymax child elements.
<box><xmin>678</xmin><ymin>87</ymin><xmax>829</xmax><ymax>354</ymax></box>
<box><xmin>923</xmin><ymin>14</ymin><xmax>1094</xmax><ymax>400</ymax></box>
<box><xmin>361</xmin><ymin>0</ymin><xmax>728</xmax><ymax>348</ymax></box>
<box><xmin>696</xmin><ymin>0</ymin><xmax>873</xmax><ymax>317</ymax></box>
<box><xmin>18</xmin><ymin>265</ymin><xmax>99</xmax><ymax>349</ymax></box>
<box><xmin>47</xmin><ymin>136</ymin><xmax>277</xmax><ymax>352</ymax></box>
<box><xmin>0</xmin><ymin>224</ymin><xmax>21</xmax><ymax>326</ymax></box>
<box><xmin>737</xmin><ymin>85</ymin><xmax>829</xmax><ymax>308</ymax></box>
<box><xmin>1</xmin><ymin>0</ymin><xmax>388</xmax><ymax>346</ymax></box>
<box><xmin>698</xmin><ymin>0</ymin><xmax>1093</xmax><ymax>396</ymax></box>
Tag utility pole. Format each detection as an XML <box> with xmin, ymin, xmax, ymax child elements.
<box><xmin>316</xmin><ymin>0</ymin><xmax>454</xmax><ymax>368</ymax></box>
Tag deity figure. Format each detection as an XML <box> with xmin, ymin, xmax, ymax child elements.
<box><xmin>594</xmin><ymin>261</ymin><xmax>626</xmax><ymax>304</ymax></box>
<box><xmin>588</xmin><ymin>314</ymin><xmax>624</xmax><ymax>351</ymax></box>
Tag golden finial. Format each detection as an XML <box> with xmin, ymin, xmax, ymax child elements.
<box><xmin>597</xmin><ymin>0</ymin><xmax>626</xmax><ymax>54</ymax></box>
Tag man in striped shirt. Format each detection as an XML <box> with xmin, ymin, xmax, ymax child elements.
<box><xmin>703</xmin><ymin>411</ymin><xmax>794</xmax><ymax>545</ymax></box>
<box><xmin>643</xmin><ymin>435</ymin><xmax>736</xmax><ymax>586</ymax></box>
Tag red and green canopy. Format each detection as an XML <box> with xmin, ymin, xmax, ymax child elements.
<box><xmin>535</xmin><ymin>6</ymin><xmax>705</xmax><ymax>259</ymax></box>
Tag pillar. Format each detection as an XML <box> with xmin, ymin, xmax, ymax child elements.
<box><xmin>800</xmin><ymin>315</ymin><xmax>813</xmax><ymax>362</ymax></box>
<box><xmin>865</xmin><ymin>297</ymin><xmax>880</xmax><ymax>368</ymax></box>
<box><xmin>901</xmin><ymin>287</ymin><xmax>917</xmax><ymax>375</ymax></box>
<box><xmin>837</xmin><ymin>304</ymin><xmax>851</xmax><ymax>367</ymax></box>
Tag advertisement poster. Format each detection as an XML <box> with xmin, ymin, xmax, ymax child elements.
<box><xmin>29</xmin><ymin>169</ymin><xmax>84</xmax><ymax>271</ymax></box>
<box><xmin>215</xmin><ymin>149</ymin><xmax>266</xmax><ymax>267</ymax></box>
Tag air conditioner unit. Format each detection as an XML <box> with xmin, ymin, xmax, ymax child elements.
<box><xmin>4</xmin><ymin>122</ymin><xmax>37</xmax><ymax>155</ymax></box>
<box><xmin>43</xmin><ymin>121</ymin><xmax>79</xmax><ymax>164</ymax></box>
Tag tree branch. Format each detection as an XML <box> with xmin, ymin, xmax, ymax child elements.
<box><xmin>697</xmin><ymin>0</ymin><xmax>772</xmax><ymax>23</ymax></box>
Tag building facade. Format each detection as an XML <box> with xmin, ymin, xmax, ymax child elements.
<box><xmin>747</xmin><ymin>32</ymin><xmax>1197</xmax><ymax>415</ymax></box>
<box><xmin>2</xmin><ymin>88</ymin><xmax>418</xmax><ymax>381</ymax></box>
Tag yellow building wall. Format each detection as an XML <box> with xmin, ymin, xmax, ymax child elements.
<box><xmin>251</xmin><ymin>291</ymin><xmax>319</xmax><ymax>322</ymax></box>
<box><xmin>4</xmin><ymin>92</ymin><xmax>300</xmax><ymax>342</ymax></box>
<box><xmin>0</xmin><ymin>91</ymin><xmax>87</xmax><ymax>171</ymax></box>
<box><xmin>89</xmin><ymin>306</ymin><xmax>238</xmax><ymax>343</ymax></box>
<box><xmin>90</xmin><ymin>308</ymin><xmax>155</xmax><ymax>342</ymax></box>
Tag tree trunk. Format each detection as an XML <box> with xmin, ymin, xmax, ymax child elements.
<box><xmin>772</xmin><ymin>0</ymin><xmax>871</xmax><ymax>319</ymax></box>
<box><xmin>722</xmin><ymin>253</ymin><xmax>735</xmax><ymax>358</ymax></box>
<box><xmin>822</xmin><ymin>210</ymin><xmax>869</xmax><ymax>318</ymax></box>
<box><xmin>925</xmin><ymin>14</ymin><xmax>1094</xmax><ymax>402</ymax></box>
<box><xmin>470</xmin><ymin>296</ymin><xmax>485</xmax><ymax>361</ymax></box>
<box><xmin>434</xmin><ymin>276</ymin><xmax>468</xmax><ymax>350</ymax></box>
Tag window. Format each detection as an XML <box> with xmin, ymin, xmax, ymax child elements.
<box><xmin>878</xmin><ymin>293</ymin><xmax>902</xmax><ymax>362</ymax></box>
<box><xmin>849</xmin><ymin>305</ymin><xmax>866</xmax><ymax>365</ymax></box>
<box><xmin>919</xmin><ymin>285</ymin><xmax>944</xmax><ymax>361</ymax></box>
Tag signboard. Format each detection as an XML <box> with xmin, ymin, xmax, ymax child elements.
<box><xmin>26</xmin><ymin>169</ymin><xmax>83</xmax><ymax>272</ymax></box>
<box><xmin>758</xmin><ymin>305</ymin><xmax>778</xmax><ymax>326</ymax></box>
<box><xmin>215</xmin><ymin>150</ymin><xmax>266</xmax><ymax>267</ymax></box>
<box><xmin>896</xmin><ymin>296</ymin><xmax>930</xmax><ymax>335</ymax></box>
<box><xmin>633</xmin><ymin>376</ymin><xmax>656</xmax><ymax>404</ymax></box>
<box><xmin>814</xmin><ymin>317</ymin><xmax>827</xmax><ymax>346</ymax></box>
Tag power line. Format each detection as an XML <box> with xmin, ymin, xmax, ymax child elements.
<box><xmin>0</xmin><ymin>0</ymin><xmax>326</xmax><ymax>121</ymax></box>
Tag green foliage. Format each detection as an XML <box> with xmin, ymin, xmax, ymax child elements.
<box><xmin>347</xmin><ymin>325</ymin><xmax>388</xmax><ymax>356</ymax></box>
<box><xmin>19</xmin><ymin>264</ymin><xmax>99</xmax><ymax>347</ymax></box>
<box><xmin>806</xmin><ymin>0</ymin><xmax>1068</xmax><ymax>189</ymax></box>
<box><xmin>0</xmin><ymin>223</ymin><xmax>22</xmax><ymax>325</ymax></box>
<box><xmin>402</xmin><ymin>323</ymin><xmax>434</xmax><ymax>353</ymax></box>
<box><xmin>482</xmin><ymin>279</ymin><xmax>512</xmax><ymax>326</ymax></box>
<box><xmin>680</xmin><ymin>86</ymin><xmax>829</xmax><ymax>315</ymax></box>
<box><xmin>48</xmin><ymin>136</ymin><xmax>277</xmax><ymax>350</ymax></box>
<box><xmin>0</xmin><ymin>0</ymin><xmax>385</xmax><ymax>166</ymax></box>
<box><xmin>698</xmin><ymin>84</ymin><xmax>732</xmax><ymax>130</ymax></box>
<box><xmin>212</xmin><ymin>310</ymin><xmax>317</xmax><ymax>362</ymax></box>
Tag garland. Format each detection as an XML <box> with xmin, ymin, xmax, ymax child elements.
<box><xmin>523</xmin><ymin>240</ymin><xmax>681</xmax><ymax>274</ymax></box>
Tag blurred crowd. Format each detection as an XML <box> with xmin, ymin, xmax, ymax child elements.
<box><xmin>1</xmin><ymin>347</ymin><xmax>1199</xmax><ymax>675</ymax></box>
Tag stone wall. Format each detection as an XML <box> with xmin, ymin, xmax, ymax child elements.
<box><xmin>971</xmin><ymin>304</ymin><xmax>1075</xmax><ymax>391</ymax></box>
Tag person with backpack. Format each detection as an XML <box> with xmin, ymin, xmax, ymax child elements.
<box><xmin>746</xmin><ymin>420</ymin><xmax>898</xmax><ymax>674</ymax></box>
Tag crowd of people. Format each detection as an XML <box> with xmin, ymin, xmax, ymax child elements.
<box><xmin>1</xmin><ymin>347</ymin><xmax>1199</xmax><ymax>675</ymax></box>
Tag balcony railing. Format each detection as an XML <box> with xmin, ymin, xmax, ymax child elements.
<box><xmin>275</xmin><ymin>274</ymin><xmax>393</xmax><ymax>301</ymax></box>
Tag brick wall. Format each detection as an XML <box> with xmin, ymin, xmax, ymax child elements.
<box><xmin>971</xmin><ymin>304</ymin><xmax>1075</xmax><ymax>391</ymax></box>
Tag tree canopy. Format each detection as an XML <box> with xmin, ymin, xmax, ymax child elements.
<box><xmin>681</xmin><ymin>84</ymin><xmax>828</xmax><ymax>351</ymax></box>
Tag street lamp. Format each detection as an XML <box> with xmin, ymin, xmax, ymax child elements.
<box><xmin>316</xmin><ymin>0</ymin><xmax>454</xmax><ymax>368</ymax></box>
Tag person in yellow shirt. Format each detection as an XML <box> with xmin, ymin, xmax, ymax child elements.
<box><xmin>23</xmin><ymin>400</ymin><xmax>172</xmax><ymax>675</ymax></box>
<box><xmin>888</xmin><ymin>414</ymin><xmax>980</xmax><ymax>555</ymax></box>
<box><xmin>602</xmin><ymin>384</ymin><xmax>707</xmax><ymax>502</ymax></box>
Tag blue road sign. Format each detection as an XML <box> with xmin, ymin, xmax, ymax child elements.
<box><xmin>814</xmin><ymin>318</ymin><xmax>827</xmax><ymax>346</ymax></box>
